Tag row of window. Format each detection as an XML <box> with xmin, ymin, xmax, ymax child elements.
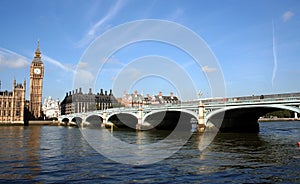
<box><xmin>0</xmin><ymin>110</ymin><xmax>21</xmax><ymax>117</ymax></box>
<box><xmin>0</xmin><ymin>101</ymin><xmax>21</xmax><ymax>108</ymax></box>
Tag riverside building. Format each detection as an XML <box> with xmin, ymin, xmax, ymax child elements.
<box><xmin>0</xmin><ymin>79</ymin><xmax>26</xmax><ymax>124</ymax></box>
<box><xmin>60</xmin><ymin>88</ymin><xmax>118</xmax><ymax>115</ymax></box>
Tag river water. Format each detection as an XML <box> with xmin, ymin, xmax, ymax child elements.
<box><xmin>0</xmin><ymin>121</ymin><xmax>299</xmax><ymax>183</ymax></box>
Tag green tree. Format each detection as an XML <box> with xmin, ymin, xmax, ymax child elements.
<box><xmin>265</xmin><ymin>110</ymin><xmax>293</xmax><ymax>118</ymax></box>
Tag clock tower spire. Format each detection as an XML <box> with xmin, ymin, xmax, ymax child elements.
<box><xmin>35</xmin><ymin>39</ymin><xmax>41</xmax><ymax>58</ymax></box>
<box><xmin>29</xmin><ymin>40</ymin><xmax>44</xmax><ymax>119</ymax></box>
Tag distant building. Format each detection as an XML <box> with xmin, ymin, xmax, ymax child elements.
<box><xmin>122</xmin><ymin>90</ymin><xmax>143</xmax><ymax>107</ymax></box>
<box><xmin>60</xmin><ymin>88</ymin><xmax>118</xmax><ymax>115</ymax></box>
<box><xmin>122</xmin><ymin>91</ymin><xmax>179</xmax><ymax>107</ymax></box>
<box><xmin>0</xmin><ymin>79</ymin><xmax>26</xmax><ymax>124</ymax></box>
<box><xmin>96</xmin><ymin>89</ymin><xmax>118</xmax><ymax>110</ymax></box>
<box><xmin>42</xmin><ymin>96</ymin><xmax>60</xmax><ymax>119</ymax></box>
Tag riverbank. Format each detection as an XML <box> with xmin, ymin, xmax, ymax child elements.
<box><xmin>27</xmin><ymin>120</ymin><xmax>60</xmax><ymax>126</ymax></box>
<box><xmin>258</xmin><ymin>117</ymin><xmax>300</xmax><ymax>122</ymax></box>
<box><xmin>0</xmin><ymin>120</ymin><xmax>60</xmax><ymax>126</ymax></box>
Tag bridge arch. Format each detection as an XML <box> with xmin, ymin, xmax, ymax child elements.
<box><xmin>71</xmin><ymin>117</ymin><xmax>82</xmax><ymax>126</ymax></box>
<box><xmin>143</xmin><ymin>109</ymin><xmax>197</xmax><ymax>130</ymax></box>
<box><xmin>107</xmin><ymin>112</ymin><xmax>138</xmax><ymax>129</ymax></box>
<box><xmin>62</xmin><ymin>117</ymin><xmax>70</xmax><ymax>124</ymax></box>
<box><xmin>206</xmin><ymin>104</ymin><xmax>300</xmax><ymax>132</ymax></box>
<box><xmin>83</xmin><ymin>114</ymin><xmax>103</xmax><ymax>128</ymax></box>
<box><xmin>85</xmin><ymin>114</ymin><xmax>103</xmax><ymax>123</ymax></box>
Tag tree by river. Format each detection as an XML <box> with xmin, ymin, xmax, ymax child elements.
<box><xmin>264</xmin><ymin>110</ymin><xmax>293</xmax><ymax>118</ymax></box>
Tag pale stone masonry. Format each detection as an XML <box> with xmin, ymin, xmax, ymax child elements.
<box><xmin>0</xmin><ymin>79</ymin><xmax>26</xmax><ymax>124</ymax></box>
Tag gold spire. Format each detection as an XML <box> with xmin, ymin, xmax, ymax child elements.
<box><xmin>34</xmin><ymin>39</ymin><xmax>41</xmax><ymax>58</ymax></box>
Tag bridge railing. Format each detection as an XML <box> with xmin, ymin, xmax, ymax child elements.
<box><xmin>178</xmin><ymin>96</ymin><xmax>300</xmax><ymax>107</ymax></box>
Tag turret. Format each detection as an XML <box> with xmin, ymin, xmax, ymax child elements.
<box><xmin>13</xmin><ymin>78</ymin><xmax>16</xmax><ymax>88</ymax></box>
<box><xmin>23</xmin><ymin>78</ymin><xmax>26</xmax><ymax>89</ymax></box>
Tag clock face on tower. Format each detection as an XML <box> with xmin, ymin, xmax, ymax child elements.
<box><xmin>34</xmin><ymin>68</ymin><xmax>41</xmax><ymax>74</ymax></box>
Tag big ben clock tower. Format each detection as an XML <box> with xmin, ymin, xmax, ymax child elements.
<box><xmin>29</xmin><ymin>41</ymin><xmax>44</xmax><ymax>119</ymax></box>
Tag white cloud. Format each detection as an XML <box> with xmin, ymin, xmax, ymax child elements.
<box><xmin>0</xmin><ymin>47</ymin><xmax>30</xmax><ymax>69</ymax></box>
<box><xmin>76</xmin><ymin>0</ymin><xmax>125</xmax><ymax>47</ymax></box>
<box><xmin>201</xmin><ymin>65</ymin><xmax>217</xmax><ymax>73</ymax></box>
<box><xmin>282</xmin><ymin>11</ymin><xmax>294</xmax><ymax>22</ymax></box>
<box><xmin>105</xmin><ymin>57</ymin><xmax>124</xmax><ymax>66</ymax></box>
<box><xmin>73</xmin><ymin>68</ymin><xmax>95</xmax><ymax>90</ymax></box>
<box><xmin>43</xmin><ymin>55</ymin><xmax>75</xmax><ymax>73</ymax></box>
<box><xmin>77</xmin><ymin>61</ymin><xmax>89</xmax><ymax>68</ymax></box>
<box><xmin>168</xmin><ymin>7</ymin><xmax>184</xmax><ymax>21</ymax></box>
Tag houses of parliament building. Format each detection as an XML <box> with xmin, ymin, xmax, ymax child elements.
<box><xmin>0</xmin><ymin>41</ymin><xmax>44</xmax><ymax>124</ymax></box>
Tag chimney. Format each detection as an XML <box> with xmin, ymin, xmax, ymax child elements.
<box><xmin>66</xmin><ymin>92</ymin><xmax>68</xmax><ymax>97</ymax></box>
<box><xmin>69</xmin><ymin>91</ymin><xmax>71</xmax><ymax>96</ymax></box>
<box><xmin>72</xmin><ymin>90</ymin><xmax>74</xmax><ymax>95</ymax></box>
<box><xmin>76</xmin><ymin>89</ymin><xmax>78</xmax><ymax>94</ymax></box>
<box><xmin>105</xmin><ymin>90</ymin><xmax>107</xmax><ymax>96</ymax></box>
<box><xmin>89</xmin><ymin>88</ymin><xmax>92</xmax><ymax>94</ymax></box>
<box><xmin>159</xmin><ymin>91</ymin><xmax>162</xmax><ymax>96</ymax></box>
<box><xmin>100</xmin><ymin>89</ymin><xmax>103</xmax><ymax>95</ymax></box>
<box><xmin>109</xmin><ymin>89</ymin><xmax>112</xmax><ymax>96</ymax></box>
<box><xmin>79</xmin><ymin>88</ymin><xmax>82</xmax><ymax>94</ymax></box>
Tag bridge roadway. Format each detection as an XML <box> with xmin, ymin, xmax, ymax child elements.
<box><xmin>58</xmin><ymin>95</ymin><xmax>300</xmax><ymax>133</ymax></box>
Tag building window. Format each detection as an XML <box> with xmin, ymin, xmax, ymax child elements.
<box><xmin>16</xmin><ymin>110</ymin><xmax>20</xmax><ymax>117</ymax></box>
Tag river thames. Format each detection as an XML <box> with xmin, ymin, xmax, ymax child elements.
<box><xmin>0</xmin><ymin>121</ymin><xmax>299</xmax><ymax>183</ymax></box>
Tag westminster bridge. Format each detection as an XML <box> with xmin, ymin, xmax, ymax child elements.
<box><xmin>58</xmin><ymin>93</ymin><xmax>300</xmax><ymax>133</ymax></box>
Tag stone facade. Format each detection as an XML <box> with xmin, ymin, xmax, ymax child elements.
<box><xmin>29</xmin><ymin>41</ymin><xmax>44</xmax><ymax>119</ymax></box>
<box><xmin>0</xmin><ymin>79</ymin><xmax>26</xmax><ymax>124</ymax></box>
<box><xmin>42</xmin><ymin>96</ymin><xmax>60</xmax><ymax>119</ymax></box>
<box><xmin>96</xmin><ymin>89</ymin><xmax>118</xmax><ymax>110</ymax></box>
<box><xmin>60</xmin><ymin>88</ymin><xmax>118</xmax><ymax>115</ymax></box>
<box><xmin>122</xmin><ymin>90</ymin><xmax>143</xmax><ymax>107</ymax></box>
<box><xmin>122</xmin><ymin>91</ymin><xmax>179</xmax><ymax>107</ymax></box>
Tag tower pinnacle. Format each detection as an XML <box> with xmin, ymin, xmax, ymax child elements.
<box><xmin>34</xmin><ymin>40</ymin><xmax>41</xmax><ymax>58</ymax></box>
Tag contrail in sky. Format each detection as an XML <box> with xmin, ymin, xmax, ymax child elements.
<box><xmin>272</xmin><ymin>20</ymin><xmax>278</xmax><ymax>86</ymax></box>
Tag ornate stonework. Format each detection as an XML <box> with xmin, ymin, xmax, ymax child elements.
<box><xmin>0</xmin><ymin>79</ymin><xmax>26</xmax><ymax>124</ymax></box>
<box><xmin>29</xmin><ymin>41</ymin><xmax>44</xmax><ymax>119</ymax></box>
<box><xmin>42</xmin><ymin>96</ymin><xmax>60</xmax><ymax>119</ymax></box>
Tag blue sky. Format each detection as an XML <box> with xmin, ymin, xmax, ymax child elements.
<box><xmin>0</xmin><ymin>0</ymin><xmax>300</xmax><ymax>101</ymax></box>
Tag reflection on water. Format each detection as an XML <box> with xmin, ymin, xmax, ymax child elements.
<box><xmin>0</xmin><ymin>122</ymin><xmax>299</xmax><ymax>183</ymax></box>
<box><xmin>0</xmin><ymin>126</ymin><xmax>41</xmax><ymax>181</ymax></box>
